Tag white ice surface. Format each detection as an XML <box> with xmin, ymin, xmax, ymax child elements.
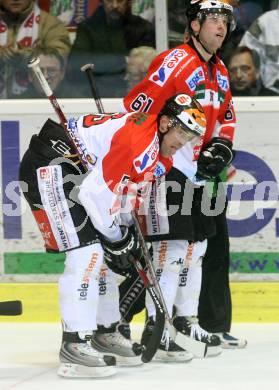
<box><xmin>0</xmin><ymin>323</ymin><xmax>278</xmax><ymax>390</ymax></box>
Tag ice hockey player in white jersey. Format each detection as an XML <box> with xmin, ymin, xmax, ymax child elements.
<box><xmin>19</xmin><ymin>93</ymin><xmax>206</xmax><ymax>378</ymax></box>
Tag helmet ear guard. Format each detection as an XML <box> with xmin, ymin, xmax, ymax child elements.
<box><xmin>160</xmin><ymin>93</ymin><xmax>206</xmax><ymax>137</ymax></box>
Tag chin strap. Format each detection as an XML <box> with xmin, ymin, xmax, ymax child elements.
<box><xmin>195</xmin><ymin>33</ymin><xmax>215</xmax><ymax>55</ymax></box>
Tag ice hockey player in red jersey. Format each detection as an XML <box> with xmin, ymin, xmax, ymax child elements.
<box><xmin>19</xmin><ymin>93</ymin><xmax>206</xmax><ymax>378</ymax></box>
<box><xmin>117</xmin><ymin>0</ymin><xmax>247</xmax><ymax>354</ymax></box>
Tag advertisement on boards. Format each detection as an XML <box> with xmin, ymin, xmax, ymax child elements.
<box><xmin>0</xmin><ymin>100</ymin><xmax>279</xmax><ymax>279</ymax></box>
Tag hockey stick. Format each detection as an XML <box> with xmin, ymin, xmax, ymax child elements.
<box><xmin>131</xmin><ymin>212</ymin><xmax>207</xmax><ymax>358</ymax></box>
<box><xmin>0</xmin><ymin>300</ymin><xmax>22</xmax><ymax>316</ymax></box>
<box><xmin>28</xmin><ymin>58</ymin><xmax>94</xmax><ymax>172</ymax></box>
<box><xmin>82</xmin><ymin>63</ymin><xmax>208</xmax><ymax>358</ymax></box>
<box><xmin>80</xmin><ymin>63</ymin><xmax>168</xmax><ymax>362</ymax></box>
<box><xmin>28</xmin><ymin>58</ymin><xmax>67</xmax><ymax>125</ymax></box>
<box><xmin>28</xmin><ymin>57</ymin><xmax>164</xmax><ymax>362</ymax></box>
<box><xmin>80</xmin><ymin>64</ymin><xmax>105</xmax><ymax>114</ymax></box>
<box><xmin>129</xmin><ymin>258</ymin><xmax>165</xmax><ymax>362</ymax></box>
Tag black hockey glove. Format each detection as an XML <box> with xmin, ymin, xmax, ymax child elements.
<box><xmin>196</xmin><ymin>137</ymin><xmax>234</xmax><ymax>180</ymax></box>
<box><xmin>101</xmin><ymin>225</ymin><xmax>143</xmax><ymax>271</ymax></box>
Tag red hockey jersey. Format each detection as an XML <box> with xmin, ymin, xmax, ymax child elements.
<box><xmin>122</xmin><ymin>42</ymin><xmax>236</xmax><ymax>149</ymax></box>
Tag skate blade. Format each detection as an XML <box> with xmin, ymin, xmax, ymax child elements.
<box><xmin>221</xmin><ymin>341</ymin><xmax>247</xmax><ymax>349</ymax></box>
<box><xmin>57</xmin><ymin>362</ymin><xmax>117</xmax><ymax>378</ymax></box>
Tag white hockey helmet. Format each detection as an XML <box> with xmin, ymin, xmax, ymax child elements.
<box><xmin>160</xmin><ymin>93</ymin><xmax>206</xmax><ymax>137</ymax></box>
<box><xmin>187</xmin><ymin>0</ymin><xmax>237</xmax><ymax>33</ymax></box>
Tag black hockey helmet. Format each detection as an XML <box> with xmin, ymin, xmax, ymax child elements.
<box><xmin>159</xmin><ymin>93</ymin><xmax>206</xmax><ymax>137</ymax></box>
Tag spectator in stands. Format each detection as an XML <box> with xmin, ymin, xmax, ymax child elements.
<box><xmin>168</xmin><ymin>0</ymin><xmax>188</xmax><ymax>47</ymax></box>
<box><xmin>132</xmin><ymin>0</ymin><xmax>155</xmax><ymax>23</ymax></box>
<box><xmin>131</xmin><ymin>0</ymin><xmax>186</xmax><ymax>47</ymax></box>
<box><xmin>221</xmin><ymin>1</ymin><xmax>263</xmax><ymax>64</ymax></box>
<box><xmin>67</xmin><ymin>0</ymin><xmax>155</xmax><ymax>98</ymax></box>
<box><xmin>125</xmin><ymin>45</ymin><xmax>156</xmax><ymax>91</ymax></box>
<box><xmin>239</xmin><ymin>7</ymin><xmax>279</xmax><ymax>94</ymax></box>
<box><xmin>19</xmin><ymin>48</ymin><xmax>81</xmax><ymax>98</ymax></box>
<box><xmin>228</xmin><ymin>46</ymin><xmax>278</xmax><ymax>96</ymax></box>
<box><xmin>0</xmin><ymin>0</ymin><xmax>71</xmax><ymax>99</ymax></box>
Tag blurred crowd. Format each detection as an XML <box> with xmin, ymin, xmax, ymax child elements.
<box><xmin>0</xmin><ymin>0</ymin><xmax>278</xmax><ymax>99</ymax></box>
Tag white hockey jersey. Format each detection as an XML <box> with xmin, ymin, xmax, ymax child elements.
<box><xmin>73</xmin><ymin>112</ymin><xmax>172</xmax><ymax>241</ymax></box>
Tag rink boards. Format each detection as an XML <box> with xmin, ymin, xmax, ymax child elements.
<box><xmin>0</xmin><ymin>282</ymin><xmax>279</xmax><ymax>322</ymax></box>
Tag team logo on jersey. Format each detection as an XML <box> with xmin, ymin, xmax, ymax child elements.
<box><xmin>149</xmin><ymin>49</ymin><xmax>187</xmax><ymax>87</ymax></box>
<box><xmin>128</xmin><ymin>113</ymin><xmax>149</xmax><ymax>125</ymax></box>
<box><xmin>133</xmin><ymin>134</ymin><xmax>159</xmax><ymax>173</ymax></box>
<box><xmin>217</xmin><ymin>70</ymin><xmax>229</xmax><ymax>92</ymax></box>
<box><xmin>186</xmin><ymin>67</ymin><xmax>205</xmax><ymax>91</ymax></box>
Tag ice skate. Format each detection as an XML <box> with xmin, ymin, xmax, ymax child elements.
<box><xmin>58</xmin><ymin>331</ymin><xmax>116</xmax><ymax>378</ymax></box>
<box><xmin>173</xmin><ymin>316</ymin><xmax>222</xmax><ymax>357</ymax></box>
<box><xmin>116</xmin><ymin>319</ymin><xmax>131</xmax><ymax>340</ymax></box>
<box><xmin>141</xmin><ymin>318</ymin><xmax>193</xmax><ymax>363</ymax></box>
<box><xmin>214</xmin><ymin>332</ymin><xmax>247</xmax><ymax>349</ymax></box>
<box><xmin>91</xmin><ymin>322</ymin><xmax>143</xmax><ymax>366</ymax></box>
